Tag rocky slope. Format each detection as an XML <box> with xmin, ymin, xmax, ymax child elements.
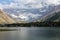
<box><xmin>0</xmin><ymin>9</ymin><xmax>16</xmax><ymax>24</ymax></box>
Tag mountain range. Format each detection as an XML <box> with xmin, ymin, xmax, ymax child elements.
<box><xmin>3</xmin><ymin>5</ymin><xmax>55</xmax><ymax>23</ymax></box>
<box><xmin>0</xmin><ymin>1</ymin><xmax>60</xmax><ymax>23</ymax></box>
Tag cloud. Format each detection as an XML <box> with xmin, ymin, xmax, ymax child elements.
<box><xmin>15</xmin><ymin>0</ymin><xmax>44</xmax><ymax>9</ymax></box>
<box><xmin>10</xmin><ymin>12</ymin><xmax>42</xmax><ymax>21</ymax></box>
<box><xmin>10</xmin><ymin>14</ymin><xmax>18</xmax><ymax>18</ymax></box>
<box><xmin>0</xmin><ymin>0</ymin><xmax>60</xmax><ymax>9</ymax></box>
<box><xmin>46</xmin><ymin>0</ymin><xmax>60</xmax><ymax>5</ymax></box>
<box><xmin>0</xmin><ymin>4</ymin><xmax>3</xmax><ymax>10</ymax></box>
<box><xmin>0</xmin><ymin>2</ymin><xmax>19</xmax><ymax>9</ymax></box>
<box><xmin>0</xmin><ymin>0</ymin><xmax>47</xmax><ymax>9</ymax></box>
<box><xmin>11</xmin><ymin>0</ymin><xmax>60</xmax><ymax>9</ymax></box>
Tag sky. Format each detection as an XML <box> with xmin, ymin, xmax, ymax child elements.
<box><xmin>0</xmin><ymin>0</ymin><xmax>60</xmax><ymax>9</ymax></box>
<box><xmin>0</xmin><ymin>0</ymin><xmax>60</xmax><ymax>22</ymax></box>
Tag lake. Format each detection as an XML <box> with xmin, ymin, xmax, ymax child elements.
<box><xmin>0</xmin><ymin>27</ymin><xmax>60</xmax><ymax>40</ymax></box>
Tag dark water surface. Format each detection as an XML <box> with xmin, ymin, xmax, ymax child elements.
<box><xmin>0</xmin><ymin>27</ymin><xmax>60</xmax><ymax>40</ymax></box>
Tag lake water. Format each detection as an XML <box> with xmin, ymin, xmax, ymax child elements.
<box><xmin>0</xmin><ymin>27</ymin><xmax>60</xmax><ymax>40</ymax></box>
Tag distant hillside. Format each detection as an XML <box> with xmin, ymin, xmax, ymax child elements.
<box><xmin>0</xmin><ymin>9</ymin><xmax>16</xmax><ymax>24</ymax></box>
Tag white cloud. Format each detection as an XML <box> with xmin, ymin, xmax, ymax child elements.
<box><xmin>10</xmin><ymin>12</ymin><xmax>42</xmax><ymax>21</ymax></box>
<box><xmin>39</xmin><ymin>9</ymin><xmax>46</xmax><ymax>12</ymax></box>
<box><xmin>11</xmin><ymin>14</ymin><xmax>18</xmax><ymax>18</ymax></box>
<box><xmin>18</xmin><ymin>12</ymin><xmax>42</xmax><ymax>18</ymax></box>
<box><xmin>10</xmin><ymin>13</ymin><xmax>29</xmax><ymax>21</ymax></box>
<box><xmin>0</xmin><ymin>4</ymin><xmax>3</xmax><ymax>10</ymax></box>
<box><xmin>47</xmin><ymin>0</ymin><xmax>60</xmax><ymax>5</ymax></box>
<box><xmin>28</xmin><ymin>3</ymin><xmax>43</xmax><ymax>8</ymax></box>
<box><xmin>11</xmin><ymin>0</ymin><xmax>60</xmax><ymax>9</ymax></box>
<box><xmin>0</xmin><ymin>0</ymin><xmax>60</xmax><ymax>9</ymax></box>
<box><xmin>12</xmin><ymin>0</ymin><xmax>36</xmax><ymax>4</ymax></box>
<box><xmin>19</xmin><ymin>15</ymin><xmax>29</xmax><ymax>21</ymax></box>
<box><xmin>25</xmin><ymin>0</ymin><xmax>36</xmax><ymax>3</ymax></box>
<box><xmin>25</xmin><ymin>13</ymin><xmax>42</xmax><ymax>17</ymax></box>
<box><xmin>0</xmin><ymin>0</ymin><xmax>46</xmax><ymax>9</ymax></box>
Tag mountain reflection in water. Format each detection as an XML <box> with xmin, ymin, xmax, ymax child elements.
<box><xmin>0</xmin><ymin>27</ymin><xmax>60</xmax><ymax>40</ymax></box>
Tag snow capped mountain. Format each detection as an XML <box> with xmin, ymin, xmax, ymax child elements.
<box><xmin>3</xmin><ymin>6</ymin><xmax>55</xmax><ymax>22</ymax></box>
<box><xmin>2</xmin><ymin>0</ymin><xmax>60</xmax><ymax>23</ymax></box>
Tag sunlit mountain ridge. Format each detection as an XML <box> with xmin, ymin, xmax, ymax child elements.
<box><xmin>0</xmin><ymin>9</ymin><xmax>16</xmax><ymax>24</ymax></box>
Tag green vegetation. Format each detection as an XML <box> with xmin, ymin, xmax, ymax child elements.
<box><xmin>0</xmin><ymin>22</ymin><xmax>60</xmax><ymax>27</ymax></box>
